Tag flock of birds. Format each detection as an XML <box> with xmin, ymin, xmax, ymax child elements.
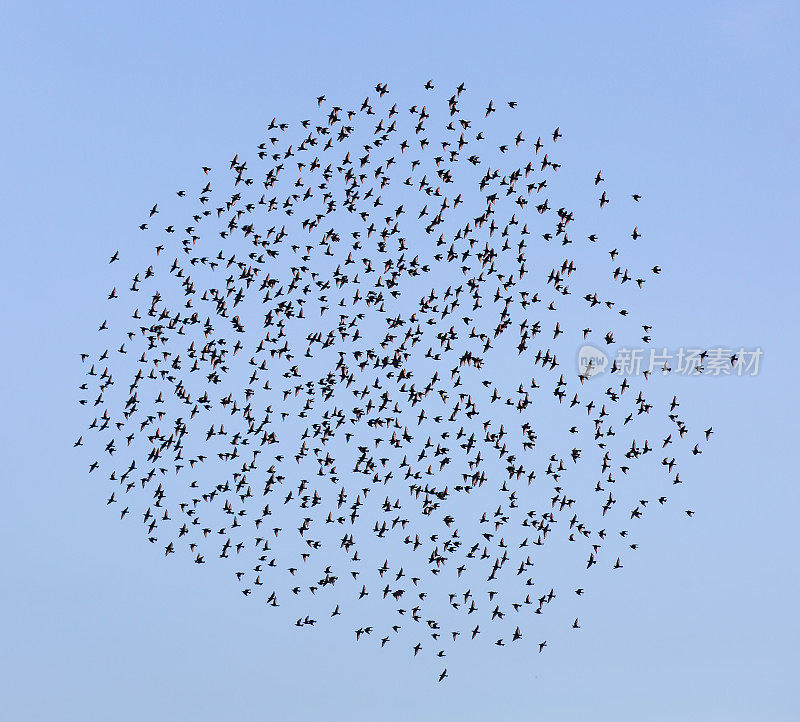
<box><xmin>76</xmin><ymin>81</ymin><xmax>713</xmax><ymax>680</ymax></box>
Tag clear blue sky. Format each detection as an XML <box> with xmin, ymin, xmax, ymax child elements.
<box><xmin>1</xmin><ymin>2</ymin><xmax>798</xmax><ymax>720</ymax></box>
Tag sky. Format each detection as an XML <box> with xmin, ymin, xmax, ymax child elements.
<box><xmin>1</xmin><ymin>1</ymin><xmax>798</xmax><ymax>720</ymax></box>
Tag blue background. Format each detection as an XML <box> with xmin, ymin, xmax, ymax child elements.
<box><xmin>1</xmin><ymin>2</ymin><xmax>798</xmax><ymax>719</ymax></box>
